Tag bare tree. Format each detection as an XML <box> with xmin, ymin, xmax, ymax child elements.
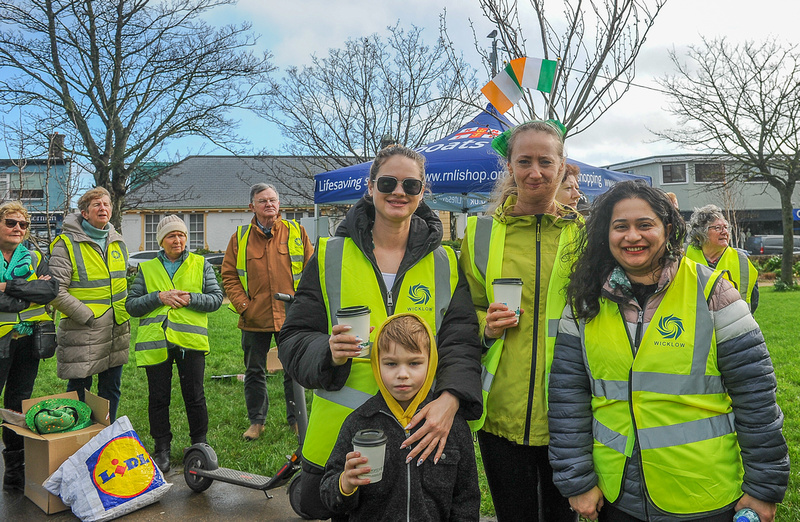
<box><xmin>656</xmin><ymin>37</ymin><xmax>800</xmax><ymax>285</ymax></box>
<box><xmin>0</xmin><ymin>0</ymin><xmax>274</xmax><ymax>228</ymax></box>
<box><xmin>467</xmin><ymin>0</ymin><xmax>666</xmax><ymax>135</ymax></box>
<box><xmin>264</xmin><ymin>19</ymin><xmax>482</xmax><ymax>169</ymax></box>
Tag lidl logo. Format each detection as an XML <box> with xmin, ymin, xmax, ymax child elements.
<box><xmin>89</xmin><ymin>435</ymin><xmax>157</xmax><ymax>504</ymax></box>
<box><xmin>409</xmin><ymin>284</ymin><xmax>431</xmax><ymax>305</ymax></box>
<box><xmin>656</xmin><ymin>314</ymin><xmax>684</xmax><ymax>340</ymax></box>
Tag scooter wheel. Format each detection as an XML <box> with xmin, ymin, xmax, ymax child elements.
<box><xmin>288</xmin><ymin>474</ymin><xmax>314</xmax><ymax>520</ymax></box>
<box><xmin>184</xmin><ymin>449</ymin><xmax>214</xmax><ymax>492</ymax></box>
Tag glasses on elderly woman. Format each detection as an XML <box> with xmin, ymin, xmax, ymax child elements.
<box><xmin>3</xmin><ymin>218</ymin><xmax>29</xmax><ymax>230</ymax></box>
<box><xmin>707</xmin><ymin>224</ymin><xmax>729</xmax><ymax>232</ymax></box>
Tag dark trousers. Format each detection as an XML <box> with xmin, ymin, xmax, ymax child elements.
<box><xmin>0</xmin><ymin>336</ymin><xmax>39</xmax><ymax>451</ymax></box>
<box><xmin>599</xmin><ymin>501</ymin><xmax>736</xmax><ymax>521</ymax></box>
<box><xmin>297</xmin><ymin>461</ymin><xmax>348</xmax><ymax>522</ymax></box>
<box><xmin>67</xmin><ymin>364</ymin><xmax>123</xmax><ymax>421</ymax></box>
<box><xmin>144</xmin><ymin>347</ymin><xmax>208</xmax><ymax>447</ymax></box>
<box><xmin>478</xmin><ymin>430</ymin><xmax>576</xmax><ymax>522</ymax></box>
<box><xmin>241</xmin><ymin>330</ymin><xmax>296</xmax><ymax>424</ymax></box>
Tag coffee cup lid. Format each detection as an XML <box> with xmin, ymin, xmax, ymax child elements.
<box><xmin>352</xmin><ymin>429</ymin><xmax>387</xmax><ymax>447</ymax></box>
<box><xmin>336</xmin><ymin>305</ymin><xmax>371</xmax><ymax>317</ymax></box>
<box><xmin>492</xmin><ymin>277</ymin><xmax>523</xmax><ymax>285</ymax></box>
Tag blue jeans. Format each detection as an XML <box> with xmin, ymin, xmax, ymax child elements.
<box><xmin>67</xmin><ymin>365</ymin><xmax>123</xmax><ymax>422</ymax></box>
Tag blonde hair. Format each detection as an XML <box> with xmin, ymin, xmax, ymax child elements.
<box><xmin>77</xmin><ymin>187</ymin><xmax>111</xmax><ymax>212</ymax></box>
<box><xmin>488</xmin><ymin>121</ymin><xmax>566</xmax><ymax>213</ymax></box>
<box><xmin>0</xmin><ymin>201</ymin><xmax>31</xmax><ymax>240</ymax></box>
<box><xmin>376</xmin><ymin>315</ymin><xmax>430</xmax><ymax>355</ymax></box>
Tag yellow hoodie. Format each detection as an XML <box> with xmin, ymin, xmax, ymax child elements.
<box><xmin>369</xmin><ymin>313</ymin><xmax>438</xmax><ymax>428</ymax></box>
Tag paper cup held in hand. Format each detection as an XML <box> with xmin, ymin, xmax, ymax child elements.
<box><xmin>352</xmin><ymin>429</ymin><xmax>388</xmax><ymax>483</ymax></box>
<box><xmin>335</xmin><ymin>305</ymin><xmax>372</xmax><ymax>357</ymax></box>
<box><xmin>492</xmin><ymin>278</ymin><xmax>523</xmax><ymax>317</ymax></box>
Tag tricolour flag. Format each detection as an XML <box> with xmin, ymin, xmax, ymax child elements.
<box><xmin>509</xmin><ymin>57</ymin><xmax>557</xmax><ymax>93</ymax></box>
<box><xmin>480</xmin><ymin>62</ymin><xmax>523</xmax><ymax>114</ymax></box>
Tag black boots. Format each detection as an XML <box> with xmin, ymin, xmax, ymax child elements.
<box><xmin>2</xmin><ymin>449</ymin><xmax>25</xmax><ymax>492</ymax></box>
<box><xmin>153</xmin><ymin>443</ymin><xmax>170</xmax><ymax>473</ymax></box>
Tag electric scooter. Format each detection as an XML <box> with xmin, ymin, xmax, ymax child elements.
<box><xmin>182</xmin><ymin>293</ymin><xmax>308</xmax><ymax>505</ymax></box>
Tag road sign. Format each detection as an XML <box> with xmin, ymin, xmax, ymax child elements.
<box><xmin>793</xmin><ymin>208</ymin><xmax>800</xmax><ymax>221</ymax></box>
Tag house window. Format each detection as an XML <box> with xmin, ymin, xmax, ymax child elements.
<box><xmin>0</xmin><ymin>173</ymin><xmax>8</xmax><ymax>199</ymax></box>
<box><xmin>188</xmin><ymin>214</ymin><xmax>204</xmax><ymax>250</ymax></box>
<box><xmin>283</xmin><ymin>211</ymin><xmax>305</xmax><ymax>221</ymax></box>
<box><xmin>144</xmin><ymin>214</ymin><xmax>163</xmax><ymax>250</ymax></box>
<box><xmin>662</xmin><ymin>164</ymin><xmax>687</xmax><ymax>184</ymax></box>
<box><xmin>695</xmin><ymin>163</ymin><xmax>725</xmax><ymax>183</ymax></box>
<box><xmin>9</xmin><ymin>188</ymin><xmax>45</xmax><ymax>200</ymax></box>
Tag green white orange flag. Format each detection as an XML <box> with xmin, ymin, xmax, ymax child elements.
<box><xmin>481</xmin><ymin>56</ymin><xmax>558</xmax><ymax>113</ymax></box>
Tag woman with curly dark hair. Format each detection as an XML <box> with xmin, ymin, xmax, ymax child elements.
<box><xmin>548</xmin><ymin>181</ymin><xmax>788</xmax><ymax>521</ymax></box>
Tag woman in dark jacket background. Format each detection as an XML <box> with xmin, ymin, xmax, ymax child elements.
<box><xmin>0</xmin><ymin>201</ymin><xmax>59</xmax><ymax>491</ymax></box>
<box><xmin>278</xmin><ymin>145</ymin><xmax>482</xmax><ymax>520</ymax></box>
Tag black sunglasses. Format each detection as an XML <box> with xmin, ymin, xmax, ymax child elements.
<box><xmin>374</xmin><ymin>176</ymin><xmax>423</xmax><ymax>196</ymax></box>
<box><xmin>4</xmin><ymin>218</ymin><xmax>29</xmax><ymax>230</ymax></box>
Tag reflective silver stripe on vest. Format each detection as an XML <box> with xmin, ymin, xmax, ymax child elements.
<box><xmin>480</xmin><ymin>365</ymin><xmax>494</xmax><ymax>393</ymax></box>
<box><xmin>19</xmin><ymin>308</ymin><xmax>44</xmax><ymax>321</ymax></box>
<box><xmin>631</xmin><ymin>372</ymin><xmax>725</xmax><ymax>395</ymax></box>
<box><xmin>140</xmin><ymin>315</ymin><xmax>167</xmax><ymax>326</ymax></box>
<box><xmin>548</xmin><ymin>318</ymin><xmax>560</xmax><ymax>338</ymax></box>
<box><xmin>323</xmin><ymin>237</ymin><xmax>346</xmax><ymax>325</ymax></box>
<box><xmin>593</xmin><ymin>417</ymin><xmax>629</xmax><ymax>454</ymax></box>
<box><xmin>112</xmin><ymin>290</ymin><xmax>127</xmax><ymax>303</ymax></box>
<box><xmin>293</xmin><ymin>272</ymin><xmax>302</xmax><ymax>282</ymax></box>
<box><xmin>82</xmin><ymin>299</ymin><xmax>112</xmax><ymax>305</ymax></box>
<box><xmin>70</xmin><ymin>279</ymin><xmax>110</xmax><ymax>289</ymax></box>
<box><xmin>315</xmin><ymin>386</ymin><xmax>373</xmax><ymax>411</ymax></box>
<box><xmin>109</xmin><ymin>270</ymin><xmax>127</xmax><ymax>278</ymax></box>
<box><xmin>591</xmin><ymin>378</ymin><xmax>629</xmax><ymax>401</ymax></box>
<box><xmin>135</xmin><ymin>339</ymin><xmax>168</xmax><ymax>351</ymax></box>
<box><xmin>67</xmin><ymin>234</ymin><xmax>90</xmax><ymax>282</ymax></box>
<box><xmin>472</xmin><ymin>217</ymin><xmax>493</xmax><ymax>281</ymax></box>
<box><xmin>637</xmin><ymin>412</ymin><xmax>735</xmax><ymax>450</ymax></box>
<box><xmin>290</xmin><ymin>255</ymin><xmax>304</xmax><ymax>263</ymax></box>
<box><xmin>165</xmin><ymin>319</ymin><xmax>208</xmax><ymax>336</ymax></box>
<box><xmin>432</xmin><ymin>247</ymin><xmax>452</xmax><ymax>326</ymax></box>
<box><xmin>237</xmin><ymin>269</ymin><xmax>246</xmax><ymax>277</ymax></box>
<box><xmin>735</xmin><ymin>250</ymin><xmax>750</xmax><ymax>300</ymax></box>
<box><xmin>0</xmin><ymin>312</ymin><xmax>18</xmax><ymax>322</ymax></box>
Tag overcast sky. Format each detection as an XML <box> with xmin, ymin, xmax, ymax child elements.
<box><xmin>205</xmin><ymin>0</ymin><xmax>795</xmax><ymax>167</ymax></box>
<box><xmin>3</xmin><ymin>0</ymin><xmax>795</xmax><ymax>169</ymax></box>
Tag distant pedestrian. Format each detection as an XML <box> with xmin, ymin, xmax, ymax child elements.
<box><xmin>221</xmin><ymin>183</ymin><xmax>313</xmax><ymax>440</ymax></box>
<box><xmin>556</xmin><ymin>163</ymin><xmax>582</xmax><ymax>209</ymax></box>
<box><xmin>49</xmin><ymin>187</ymin><xmax>130</xmax><ymax>421</ymax></box>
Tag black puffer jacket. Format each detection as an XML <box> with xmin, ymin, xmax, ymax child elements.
<box><xmin>278</xmin><ymin>198</ymin><xmax>482</xmax><ymax>419</ymax></box>
<box><xmin>320</xmin><ymin>393</ymin><xmax>480</xmax><ymax>521</ymax></box>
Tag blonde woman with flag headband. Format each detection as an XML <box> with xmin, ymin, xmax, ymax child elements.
<box><xmin>0</xmin><ymin>202</ymin><xmax>58</xmax><ymax>491</ymax></box>
<box><xmin>548</xmin><ymin>181</ymin><xmax>788</xmax><ymax>521</ymax></box>
<box><xmin>459</xmin><ymin>120</ymin><xmax>581</xmax><ymax>521</ymax></box>
<box><xmin>278</xmin><ymin>145</ymin><xmax>482</xmax><ymax>520</ymax></box>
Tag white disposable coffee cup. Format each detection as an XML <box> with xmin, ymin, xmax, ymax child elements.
<box><xmin>352</xmin><ymin>429</ymin><xmax>388</xmax><ymax>483</ymax></box>
<box><xmin>335</xmin><ymin>306</ymin><xmax>372</xmax><ymax>357</ymax></box>
<box><xmin>492</xmin><ymin>278</ymin><xmax>523</xmax><ymax>317</ymax></box>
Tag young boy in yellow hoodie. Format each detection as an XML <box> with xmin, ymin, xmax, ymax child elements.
<box><xmin>320</xmin><ymin>313</ymin><xmax>480</xmax><ymax>521</ymax></box>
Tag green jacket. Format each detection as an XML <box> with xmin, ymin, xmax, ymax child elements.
<box><xmin>459</xmin><ymin>196</ymin><xmax>581</xmax><ymax>445</ymax></box>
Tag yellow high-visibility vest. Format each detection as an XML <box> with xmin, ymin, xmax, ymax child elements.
<box><xmin>0</xmin><ymin>250</ymin><xmax>53</xmax><ymax>338</ymax></box>
<box><xmin>685</xmin><ymin>245</ymin><xmax>757</xmax><ymax>306</ymax></box>
<box><xmin>134</xmin><ymin>253</ymin><xmax>209</xmax><ymax>366</ymax></box>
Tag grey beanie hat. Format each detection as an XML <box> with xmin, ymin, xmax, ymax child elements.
<box><xmin>156</xmin><ymin>214</ymin><xmax>188</xmax><ymax>246</ymax></box>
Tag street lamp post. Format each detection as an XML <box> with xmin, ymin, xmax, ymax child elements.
<box><xmin>487</xmin><ymin>30</ymin><xmax>498</xmax><ymax>77</ymax></box>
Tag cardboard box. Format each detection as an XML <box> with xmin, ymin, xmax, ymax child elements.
<box><xmin>267</xmin><ymin>346</ymin><xmax>283</xmax><ymax>373</ymax></box>
<box><xmin>4</xmin><ymin>391</ymin><xmax>110</xmax><ymax>514</ymax></box>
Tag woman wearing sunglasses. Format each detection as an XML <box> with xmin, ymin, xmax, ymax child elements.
<box><xmin>0</xmin><ymin>202</ymin><xmax>58</xmax><ymax>491</ymax></box>
<box><xmin>278</xmin><ymin>145</ymin><xmax>482</xmax><ymax>520</ymax></box>
<box><xmin>459</xmin><ymin>121</ymin><xmax>582</xmax><ymax>521</ymax></box>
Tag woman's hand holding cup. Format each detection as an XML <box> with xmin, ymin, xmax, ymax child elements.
<box><xmin>329</xmin><ymin>324</ymin><xmax>369</xmax><ymax>366</ymax></box>
<box><xmin>484</xmin><ymin>302</ymin><xmax>523</xmax><ymax>340</ymax></box>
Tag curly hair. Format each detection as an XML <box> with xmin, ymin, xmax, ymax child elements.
<box><xmin>487</xmin><ymin>121</ymin><xmax>566</xmax><ymax>214</ymax></box>
<box><xmin>0</xmin><ymin>201</ymin><xmax>31</xmax><ymax>241</ymax></box>
<box><xmin>567</xmin><ymin>181</ymin><xmax>686</xmax><ymax>321</ymax></box>
<box><xmin>687</xmin><ymin>204</ymin><xmax>726</xmax><ymax>249</ymax></box>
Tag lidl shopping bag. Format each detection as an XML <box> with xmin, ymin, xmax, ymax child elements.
<box><xmin>43</xmin><ymin>416</ymin><xmax>171</xmax><ymax>521</ymax></box>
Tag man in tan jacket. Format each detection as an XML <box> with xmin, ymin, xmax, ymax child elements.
<box><xmin>222</xmin><ymin>183</ymin><xmax>313</xmax><ymax>440</ymax></box>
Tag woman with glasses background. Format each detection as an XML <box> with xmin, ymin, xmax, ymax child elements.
<box><xmin>278</xmin><ymin>144</ymin><xmax>482</xmax><ymax>520</ymax></box>
<box><xmin>0</xmin><ymin>202</ymin><xmax>58</xmax><ymax>491</ymax></box>
<box><xmin>686</xmin><ymin>204</ymin><xmax>759</xmax><ymax>312</ymax></box>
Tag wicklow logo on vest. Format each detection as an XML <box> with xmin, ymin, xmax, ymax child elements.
<box><xmin>407</xmin><ymin>283</ymin><xmax>433</xmax><ymax>312</ymax></box>
<box><xmin>111</xmin><ymin>250</ymin><xmax>121</xmax><ymax>260</ymax></box>
<box><xmin>654</xmin><ymin>314</ymin><xmax>686</xmax><ymax>347</ymax></box>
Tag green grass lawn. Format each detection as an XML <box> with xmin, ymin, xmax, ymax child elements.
<box><xmin>6</xmin><ymin>287</ymin><xmax>799</xmax><ymax>518</ymax></box>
